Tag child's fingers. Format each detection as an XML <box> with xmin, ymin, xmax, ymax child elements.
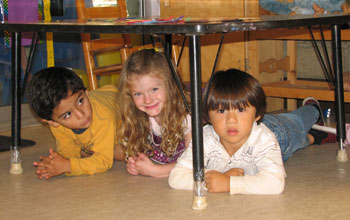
<box><xmin>205</xmin><ymin>180</ymin><xmax>212</xmax><ymax>191</ymax></box>
<box><xmin>126</xmin><ymin>159</ymin><xmax>139</xmax><ymax>174</ymax></box>
<box><xmin>126</xmin><ymin>161</ymin><xmax>135</xmax><ymax>169</ymax></box>
<box><xmin>137</xmin><ymin>153</ymin><xmax>147</xmax><ymax>160</ymax></box>
<box><xmin>37</xmin><ymin>162</ymin><xmax>54</xmax><ymax>171</ymax></box>
<box><xmin>127</xmin><ymin>167</ymin><xmax>139</xmax><ymax>175</ymax></box>
<box><xmin>49</xmin><ymin>148</ymin><xmax>59</xmax><ymax>157</ymax></box>
<box><xmin>45</xmin><ymin>173</ymin><xmax>54</xmax><ymax>180</ymax></box>
<box><xmin>36</xmin><ymin>173</ymin><xmax>44</xmax><ymax>180</ymax></box>
<box><xmin>40</xmin><ymin>157</ymin><xmax>52</xmax><ymax>164</ymax></box>
<box><xmin>128</xmin><ymin>156</ymin><xmax>137</xmax><ymax>164</ymax></box>
<box><xmin>40</xmin><ymin>172</ymin><xmax>52</xmax><ymax>180</ymax></box>
<box><xmin>39</xmin><ymin>155</ymin><xmax>52</xmax><ymax>162</ymax></box>
<box><xmin>36</xmin><ymin>168</ymin><xmax>48</xmax><ymax>176</ymax></box>
<box><xmin>126</xmin><ymin>160</ymin><xmax>137</xmax><ymax>173</ymax></box>
<box><xmin>35</xmin><ymin>164</ymin><xmax>47</xmax><ymax>170</ymax></box>
<box><xmin>205</xmin><ymin>170</ymin><xmax>216</xmax><ymax>177</ymax></box>
<box><xmin>33</xmin><ymin>161</ymin><xmax>46</xmax><ymax>168</ymax></box>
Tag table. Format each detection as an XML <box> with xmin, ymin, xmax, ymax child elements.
<box><xmin>1</xmin><ymin>13</ymin><xmax>350</xmax><ymax>208</ymax></box>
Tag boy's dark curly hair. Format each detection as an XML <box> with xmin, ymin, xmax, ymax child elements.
<box><xmin>26</xmin><ymin>67</ymin><xmax>86</xmax><ymax>120</ymax></box>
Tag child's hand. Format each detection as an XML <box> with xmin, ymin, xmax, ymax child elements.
<box><xmin>205</xmin><ymin>170</ymin><xmax>230</xmax><ymax>193</ymax></box>
<box><xmin>133</xmin><ymin>153</ymin><xmax>157</xmax><ymax>176</ymax></box>
<box><xmin>224</xmin><ymin>168</ymin><xmax>244</xmax><ymax>177</ymax></box>
<box><xmin>33</xmin><ymin>148</ymin><xmax>70</xmax><ymax>179</ymax></box>
<box><xmin>126</xmin><ymin>156</ymin><xmax>140</xmax><ymax>175</ymax></box>
<box><xmin>33</xmin><ymin>155</ymin><xmax>52</xmax><ymax>179</ymax></box>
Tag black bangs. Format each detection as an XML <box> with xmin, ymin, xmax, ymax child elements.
<box><xmin>203</xmin><ymin>68</ymin><xmax>266</xmax><ymax>124</ymax></box>
<box><xmin>206</xmin><ymin>71</ymin><xmax>252</xmax><ymax>111</ymax></box>
<box><xmin>207</xmin><ymin>85</ymin><xmax>250</xmax><ymax>111</ymax></box>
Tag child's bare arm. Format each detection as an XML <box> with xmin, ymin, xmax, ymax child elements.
<box><xmin>133</xmin><ymin>153</ymin><xmax>175</xmax><ymax>177</ymax></box>
<box><xmin>114</xmin><ymin>144</ymin><xmax>125</xmax><ymax>161</ymax></box>
<box><xmin>33</xmin><ymin>148</ymin><xmax>71</xmax><ymax>179</ymax></box>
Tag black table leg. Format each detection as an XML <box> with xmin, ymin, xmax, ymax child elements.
<box><xmin>164</xmin><ymin>34</ymin><xmax>172</xmax><ymax>58</ymax></box>
<box><xmin>189</xmin><ymin>35</ymin><xmax>207</xmax><ymax>210</ymax></box>
<box><xmin>0</xmin><ymin>32</ymin><xmax>34</xmax><ymax>153</ymax></box>
<box><xmin>331</xmin><ymin>24</ymin><xmax>348</xmax><ymax>162</ymax></box>
<box><xmin>12</xmin><ymin>32</ymin><xmax>22</xmax><ymax>150</ymax></box>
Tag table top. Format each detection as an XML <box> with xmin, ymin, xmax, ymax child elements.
<box><xmin>0</xmin><ymin>14</ymin><xmax>350</xmax><ymax>35</ymax></box>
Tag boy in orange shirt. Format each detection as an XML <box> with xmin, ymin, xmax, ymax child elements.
<box><xmin>27</xmin><ymin>67</ymin><xmax>123</xmax><ymax>179</ymax></box>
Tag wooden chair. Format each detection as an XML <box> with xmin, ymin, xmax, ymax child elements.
<box><xmin>120</xmin><ymin>43</ymin><xmax>164</xmax><ymax>63</ymax></box>
<box><xmin>251</xmin><ymin>28</ymin><xmax>350</xmax><ymax>111</ymax></box>
<box><xmin>76</xmin><ymin>0</ymin><xmax>131</xmax><ymax>90</ymax></box>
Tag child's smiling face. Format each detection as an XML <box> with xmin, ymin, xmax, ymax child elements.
<box><xmin>51</xmin><ymin>90</ymin><xmax>92</xmax><ymax>130</ymax></box>
<box><xmin>208</xmin><ymin>104</ymin><xmax>260</xmax><ymax>156</ymax></box>
<box><xmin>129</xmin><ymin>74</ymin><xmax>166</xmax><ymax>124</ymax></box>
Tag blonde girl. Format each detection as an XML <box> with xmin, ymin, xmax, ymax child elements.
<box><xmin>117</xmin><ymin>49</ymin><xmax>191</xmax><ymax>177</ymax></box>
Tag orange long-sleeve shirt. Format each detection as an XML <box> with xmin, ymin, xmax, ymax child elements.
<box><xmin>50</xmin><ymin>85</ymin><xmax>118</xmax><ymax>176</ymax></box>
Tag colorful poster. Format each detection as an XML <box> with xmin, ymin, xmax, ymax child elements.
<box><xmin>8</xmin><ymin>0</ymin><xmax>38</xmax><ymax>46</ymax></box>
<box><xmin>259</xmin><ymin>0</ymin><xmax>347</xmax><ymax>15</ymax></box>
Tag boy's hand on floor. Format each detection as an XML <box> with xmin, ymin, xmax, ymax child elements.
<box><xmin>205</xmin><ymin>170</ymin><xmax>230</xmax><ymax>193</ymax></box>
<box><xmin>33</xmin><ymin>154</ymin><xmax>52</xmax><ymax>179</ymax></box>
<box><xmin>33</xmin><ymin>148</ymin><xmax>70</xmax><ymax>179</ymax></box>
<box><xmin>224</xmin><ymin>168</ymin><xmax>244</xmax><ymax>177</ymax></box>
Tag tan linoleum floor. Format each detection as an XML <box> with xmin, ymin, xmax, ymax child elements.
<box><xmin>1</xmin><ymin>124</ymin><xmax>350</xmax><ymax>220</ymax></box>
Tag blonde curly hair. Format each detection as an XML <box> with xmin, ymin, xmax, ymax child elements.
<box><xmin>116</xmin><ymin>49</ymin><xmax>190</xmax><ymax>160</ymax></box>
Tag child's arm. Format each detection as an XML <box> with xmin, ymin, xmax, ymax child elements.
<box><xmin>224</xmin><ymin>168</ymin><xmax>244</xmax><ymax>177</ymax></box>
<box><xmin>33</xmin><ymin>148</ymin><xmax>71</xmax><ymax>179</ymax></box>
<box><xmin>67</xmin><ymin>121</ymin><xmax>115</xmax><ymax>176</ymax></box>
<box><xmin>168</xmin><ymin>147</ymin><xmax>195</xmax><ymax>190</ymax></box>
<box><xmin>228</xmin><ymin>146</ymin><xmax>285</xmax><ymax>195</ymax></box>
<box><xmin>50</xmin><ymin>126</ymin><xmax>81</xmax><ymax>158</ymax></box>
<box><xmin>138</xmin><ymin>129</ymin><xmax>191</xmax><ymax>177</ymax></box>
<box><xmin>129</xmin><ymin>153</ymin><xmax>175</xmax><ymax>177</ymax></box>
<box><xmin>205</xmin><ymin>171</ymin><xmax>230</xmax><ymax>192</ymax></box>
<box><xmin>50</xmin><ymin>118</ymin><xmax>115</xmax><ymax>176</ymax></box>
<box><xmin>204</xmin><ymin>168</ymin><xmax>245</xmax><ymax>193</ymax></box>
<box><xmin>168</xmin><ymin>163</ymin><xmax>195</xmax><ymax>190</ymax></box>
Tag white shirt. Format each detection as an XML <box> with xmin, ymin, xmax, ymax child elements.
<box><xmin>169</xmin><ymin>123</ymin><xmax>286</xmax><ymax>195</ymax></box>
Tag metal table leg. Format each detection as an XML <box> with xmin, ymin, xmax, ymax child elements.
<box><xmin>9</xmin><ymin>32</ymin><xmax>23</xmax><ymax>174</ymax></box>
<box><xmin>188</xmin><ymin>35</ymin><xmax>207</xmax><ymax>210</ymax></box>
<box><xmin>164</xmin><ymin>34</ymin><xmax>172</xmax><ymax>58</ymax></box>
<box><xmin>0</xmin><ymin>32</ymin><xmax>36</xmax><ymax>153</ymax></box>
<box><xmin>0</xmin><ymin>32</ymin><xmax>35</xmax><ymax>153</ymax></box>
<box><xmin>332</xmin><ymin>24</ymin><xmax>348</xmax><ymax>162</ymax></box>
